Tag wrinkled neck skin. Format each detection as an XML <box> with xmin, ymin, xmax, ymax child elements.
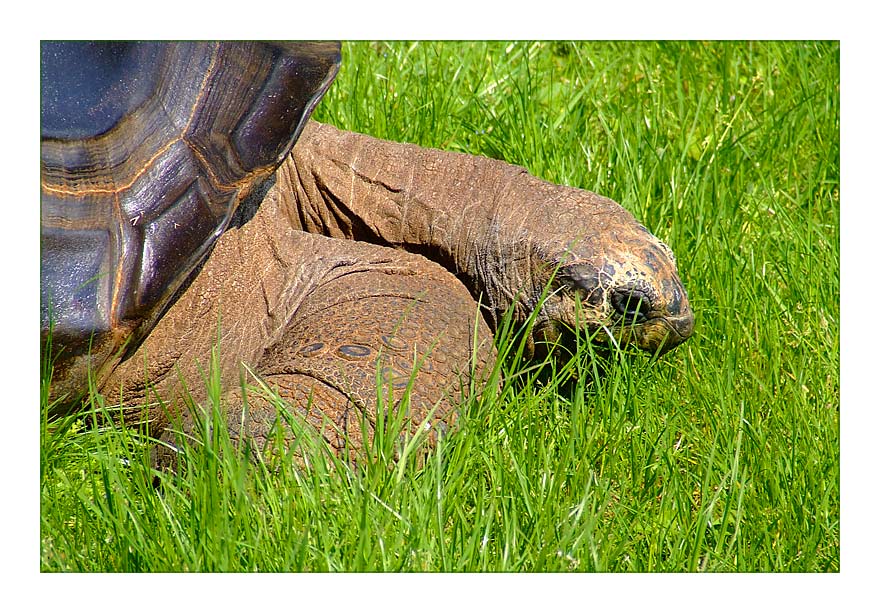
<box><xmin>282</xmin><ymin>121</ymin><xmax>514</xmax><ymax>305</ymax></box>
<box><xmin>283</xmin><ymin>121</ymin><xmax>692</xmax><ymax>355</ymax></box>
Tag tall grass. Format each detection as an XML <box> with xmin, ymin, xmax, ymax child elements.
<box><xmin>40</xmin><ymin>41</ymin><xmax>839</xmax><ymax>572</ymax></box>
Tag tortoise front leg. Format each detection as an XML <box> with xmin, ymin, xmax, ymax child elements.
<box><xmin>150</xmin><ymin>234</ymin><xmax>494</xmax><ymax>466</ymax></box>
<box><xmin>228</xmin><ymin>241</ymin><xmax>494</xmax><ymax>457</ymax></box>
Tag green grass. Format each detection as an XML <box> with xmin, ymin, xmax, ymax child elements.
<box><xmin>40</xmin><ymin>41</ymin><xmax>839</xmax><ymax>572</ymax></box>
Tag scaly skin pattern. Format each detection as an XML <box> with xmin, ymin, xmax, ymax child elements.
<box><xmin>103</xmin><ymin>120</ymin><xmax>693</xmax><ymax>458</ymax></box>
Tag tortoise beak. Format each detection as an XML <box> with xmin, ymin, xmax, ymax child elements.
<box><xmin>626</xmin><ymin>287</ymin><xmax>694</xmax><ymax>356</ymax></box>
<box><xmin>652</xmin><ymin>307</ymin><xmax>695</xmax><ymax>355</ymax></box>
<box><xmin>646</xmin><ymin>274</ymin><xmax>695</xmax><ymax>356</ymax></box>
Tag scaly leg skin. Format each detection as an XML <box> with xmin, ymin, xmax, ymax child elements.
<box><xmin>152</xmin><ymin>250</ymin><xmax>494</xmax><ymax>468</ymax></box>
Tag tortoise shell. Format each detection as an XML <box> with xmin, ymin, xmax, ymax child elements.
<box><xmin>41</xmin><ymin>41</ymin><xmax>341</xmax><ymax>404</ymax></box>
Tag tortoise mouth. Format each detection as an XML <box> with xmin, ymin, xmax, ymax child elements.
<box><xmin>632</xmin><ymin>309</ymin><xmax>695</xmax><ymax>356</ymax></box>
<box><xmin>531</xmin><ymin>303</ymin><xmax>694</xmax><ymax>360</ymax></box>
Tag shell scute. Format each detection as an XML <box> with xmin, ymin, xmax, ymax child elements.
<box><xmin>41</xmin><ymin>41</ymin><xmax>341</xmax><ymax>404</ymax></box>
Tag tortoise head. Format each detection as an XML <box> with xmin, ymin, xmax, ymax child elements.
<box><xmin>531</xmin><ymin>210</ymin><xmax>694</xmax><ymax>358</ymax></box>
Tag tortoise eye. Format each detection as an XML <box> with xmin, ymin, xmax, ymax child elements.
<box><xmin>610</xmin><ymin>288</ymin><xmax>651</xmax><ymax>324</ymax></box>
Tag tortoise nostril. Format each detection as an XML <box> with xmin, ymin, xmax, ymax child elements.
<box><xmin>610</xmin><ymin>288</ymin><xmax>651</xmax><ymax>323</ymax></box>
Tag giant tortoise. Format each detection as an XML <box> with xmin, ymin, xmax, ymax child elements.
<box><xmin>41</xmin><ymin>41</ymin><xmax>694</xmax><ymax>457</ymax></box>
